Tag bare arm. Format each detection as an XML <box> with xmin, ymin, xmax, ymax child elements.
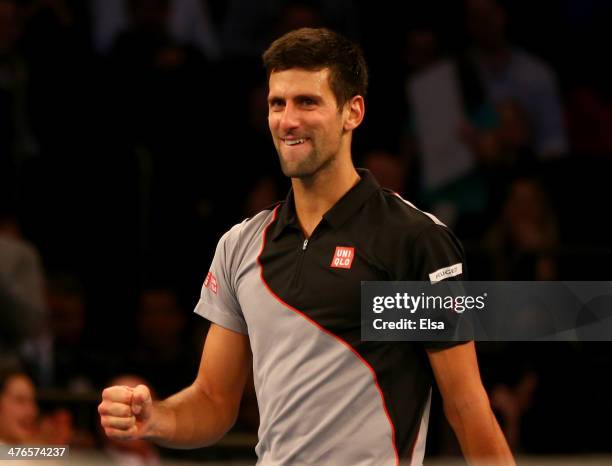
<box><xmin>99</xmin><ymin>323</ymin><xmax>251</xmax><ymax>448</ymax></box>
<box><xmin>427</xmin><ymin>342</ymin><xmax>515</xmax><ymax>466</ymax></box>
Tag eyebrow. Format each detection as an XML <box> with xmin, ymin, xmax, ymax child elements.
<box><xmin>268</xmin><ymin>94</ymin><xmax>322</xmax><ymax>104</ymax></box>
<box><xmin>295</xmin><ymin>94</ymin><xmax>321</xmax><ymax>103</ymax></box>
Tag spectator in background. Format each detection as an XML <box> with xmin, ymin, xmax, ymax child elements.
<box><xmin>465</xmin><ymin>0</ymin><xmax>568</xmax><ymax>158</ymax></box>
<box><xmin>483</xmin><ymin>176</ymin><xmax>559</xmax><ymax>281</ymax></box>
<box><xmin>127</xmin><ymin>288</ymin><xmax>199</xmax><ymax>398</ymax></box>
<box><xmin>461</xmin><ymin>99</ymin><xmax>535</xmax><ymax>169</ymax></box>
<box><xmin>0</xmin><ymin>210</ymin><xmax>46</xmax><ymax>355</ymax></box>
<box><xmin>21</xmin><ymin>274</ymin><xmax>113</xmax><ymax>392</ymax></box>
<box><xmin>477</xmin><ymin>177</ymin><xmax>562</xmax><ymax>454</ymax></box>
<box><xmin>457</xmin><ymin>98</ymin><xmax>539</xmax><ymax>238</ymax></box>
<box><xmin>0</xmin><ymin>363</ymin><xmax>74</xmax><ymax>445</ymax></box>
<box><xmin>0</xmin><ymin>364</ymin><xmax>38</xmax><ymax>444</ymax></box>
<box><xmin>401</xmin><ymin>19</ymin><xmax>495</xmax><ymax>232</ymax></box>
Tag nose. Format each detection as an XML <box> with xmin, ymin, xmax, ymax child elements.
<box><xmin>278</xmin><ymin>102</ymin><xmax>299</xmax><ymax>133</ymax></box>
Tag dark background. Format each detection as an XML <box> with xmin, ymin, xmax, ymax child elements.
<box><xmin>1</xmin><ymin>0</ymin><xmax>612</xmax><ymax>461</ymax></box>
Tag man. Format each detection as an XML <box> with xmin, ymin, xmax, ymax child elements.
<box><xmin>99</xmin><ymin>28</ymin><xmax>514</xmax><ymax>465</ymax></box>
<box><xmin>465</xmin><ymin>0</ymin><xmax>568</xmax><ymax>158</ymax></box>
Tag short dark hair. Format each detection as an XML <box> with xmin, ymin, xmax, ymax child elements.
<box><xmin>262</xmin><ymin>27</ymin><xmax>368</xmax><ymax>108</ymax></box>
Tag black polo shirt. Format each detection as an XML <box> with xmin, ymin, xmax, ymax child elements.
<box><xmin>195</xmin><ymin>168</ymin><xmax>467</xmax><ymax>466</ymax></box>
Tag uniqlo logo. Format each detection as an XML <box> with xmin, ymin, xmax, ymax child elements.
<box><xmin>204</xmin><ymin>271</ymin><xmax>218</xmax><ymax>294</ymax></box>
<box><xmin>330</xmin><ymin>246</ymin><xmax>355</xmax><ymax>269</ymax></box>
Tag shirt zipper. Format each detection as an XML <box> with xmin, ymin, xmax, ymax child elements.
<box><xmin>293</xmin><ymin>237</ymin><xmax>310</xmax><ymax>288</ymax></box>
<box><xmin>293</xmin><ymin>221</ymin><xmax>323</xmax><ymax>288</ymax></box>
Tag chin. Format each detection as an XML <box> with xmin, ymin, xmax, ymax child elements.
<box><xmin>281</xmin><ymin>166</ymin><xmax>314</xmax><ymax>179</ymax></box>
<box><xmin>278</xmin><ymin>148</ymin><xmax>333</xmax><ymax>180</ymax></box>
<box><xmin>279</xmin><ymin>156</ymin><xmax>316</xmax><ymax>179</ymax></box>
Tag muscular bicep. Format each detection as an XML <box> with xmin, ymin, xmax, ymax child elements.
<box><xmin>194</xmin><ymin>323</ymin><xmax>252</xmax><ymax>417</ymax></box>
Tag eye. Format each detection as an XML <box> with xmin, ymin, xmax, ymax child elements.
<box><xmin>300</xmin><ymin>97</ymin><xmax>316</xmax><ymax>107</ymax></box>
<box><xmin>269</xmin><ymin>98</ymin><xmax>284</xmax><ymax>110</ymax></box>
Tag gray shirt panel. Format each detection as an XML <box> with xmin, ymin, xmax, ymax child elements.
<box><xmin>194</xmin><ymin>208</ymin><xmax>398</xmax><ymax>465</ymax></box>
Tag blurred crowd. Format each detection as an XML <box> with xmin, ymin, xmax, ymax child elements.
<box><xmin>1</xmin><ymin>0</ymin><xmax>612</xmax><ymax>462</ymax></box>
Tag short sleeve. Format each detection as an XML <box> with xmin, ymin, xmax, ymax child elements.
<box><xmin>193</xmin><ymin>227</ymin><xmax>248</xmax><ymax>334</ymax></box>
<box><xmin>410</xmin><ymin>224</ymin><xmax>469</xmax><ymax>350</ymax></box>
<box><xmin>411</xmin><ymin>224</ymin><xmax>467</xmax><ymax>283</ymax></box>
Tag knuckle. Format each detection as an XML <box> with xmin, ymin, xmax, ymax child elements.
<box><xmin>110</xmin><ymin>403</ymin><xmax>130</xmax><ymax>417</ymax></box>
<box><xmin>102</xmin><ymin>416</ymin><xmax>124</xmax><ymax>429</ymax></box>
<box><xmin>100</xmin><ymin>417</ymin><xmax>111</xmax><ymax>428</ymax></box>
<box><xmin>103</xmin><ymin>386</ymin><xmax>130</xmax><ymax>403</ymax></box>
<box><xmin>107</xmin><ymin>428</ymin><xmax>126</xmax><ymax>440</ymax></box>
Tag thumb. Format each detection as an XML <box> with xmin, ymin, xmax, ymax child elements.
<box><xmin>131</xmin><ymin>384</ymin><xmax>152</xmax><ymax>416</ymax></box>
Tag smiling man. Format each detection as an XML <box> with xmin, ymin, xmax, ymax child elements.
<box><xmin>99</xmin><ymin>28</ymin><xmax>514</xmax><ymax>466</ymax></box>
<box><xmin>268</xmin><ymin>66</ymin><xmax>353</xmax><ymax>178</ymax></box>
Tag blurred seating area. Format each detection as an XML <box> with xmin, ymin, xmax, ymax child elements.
<box><xmin>2</xmin><ymin>0</ymin><xmax>612</xmax><ymax>462</ymax></box>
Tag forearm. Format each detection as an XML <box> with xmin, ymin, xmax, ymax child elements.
<box><xmin>445</xmin><ymin>391</ymin><xmax>515</xmax><ymax>466</ymax></box>
<box><xmin>147</xmin><ymin>382</ymin><xmax>238</xmax><ymax>449</ymax></box>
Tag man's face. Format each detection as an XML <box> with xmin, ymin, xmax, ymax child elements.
<box><xmin>0</xmin><ymin>375</ymin><xmax>38</xmax><ymax>443</ymax></box>
<box><xmin>268</xmin><ymin>68</ymin><xmax>347</xmax><ymax>179</ymax></box>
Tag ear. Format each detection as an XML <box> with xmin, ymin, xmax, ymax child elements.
<box><xmin>343</xmin><ymin>95</ymin><xmax>365</xmax><ymax>131</ymax></box>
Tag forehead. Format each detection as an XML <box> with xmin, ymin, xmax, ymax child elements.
<box><xmin>2</xmin><ymin>375</ymin><xmax>34</xmax><ymax>397</ymax></box>
<box><xmin>268</xmin><ymin>68</ymin><xmax>333</xmax><ymax>98</ymax></box>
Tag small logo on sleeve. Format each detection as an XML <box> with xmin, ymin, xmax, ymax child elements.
<box><xmin>330</xmin><ymin>246</ymin><xmax>355</xmax><ymax>269</ymax></box>
<box><xmin>204</xmin><ymin>271</ymin><xmax>218</xmax><ymax>294</ymax></box>
<box><xmin>429</xmin><ymin>263</ymin><xmax>463</xmax><ymax>283</ymax></box>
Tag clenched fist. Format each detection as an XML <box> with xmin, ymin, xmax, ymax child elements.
<box><xmin>98</xmin><ymin>384</ymin><xmax>153</xmax><ymax>440</ymax></box>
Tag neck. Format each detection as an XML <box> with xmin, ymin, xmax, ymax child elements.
<box><xmin>291</xmin><ymin>150</ymin><xmax>359</xmax><ymax>238</ymax></box>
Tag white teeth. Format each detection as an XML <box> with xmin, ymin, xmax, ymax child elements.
<box><xmin>285</xmin><ymin>138</ymin><xmax>305</xmax><ymax>146</ymax></box>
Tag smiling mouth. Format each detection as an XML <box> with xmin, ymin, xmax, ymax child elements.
<box><xmin>283</xmin><ymin>138</ymin><xmax>308</xmax><ymax>146</ymax></box>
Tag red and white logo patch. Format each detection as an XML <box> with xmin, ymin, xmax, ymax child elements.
<box><xmin>330</xmin><ymin>246</ymin><xmax>355</xmax><ymax>269</ymax></box>
<box><xmin>204</xmin><ymin>271</ymin><xmax>218</xmax><ymax>294</ymax></box>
